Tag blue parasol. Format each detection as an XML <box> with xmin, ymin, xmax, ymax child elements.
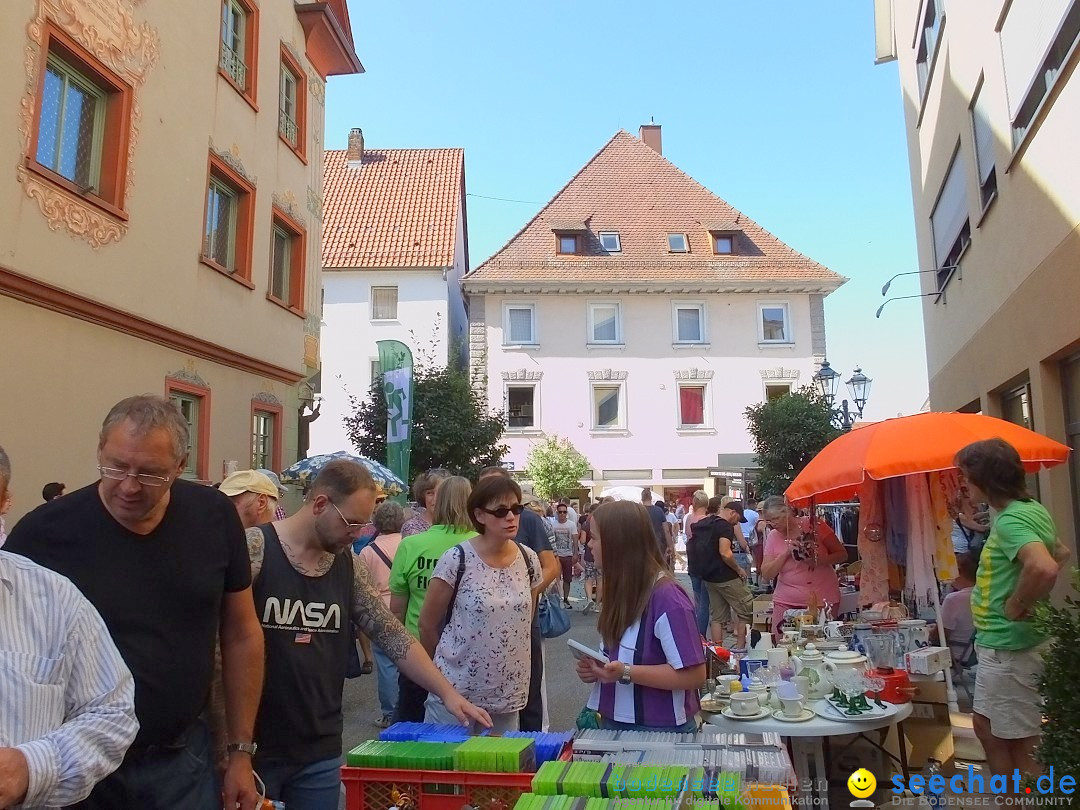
<box><xmin>280</xmin><ymin>451</ymin><xmax>406</xmax><ymax>495</ymax></box>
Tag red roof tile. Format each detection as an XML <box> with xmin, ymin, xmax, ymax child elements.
<box><xmin>322</xmin><ymin>148</ymin><xmax>464</xmax><ymax>269</ymax></box>
<box><xmin>465</xmin><ymin>131</ymin><xmax>845</xmax><ymax>290</ymax></box>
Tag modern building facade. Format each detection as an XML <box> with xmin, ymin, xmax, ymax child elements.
<box><xmin>0</xmin><ymin>0</ymin><xmax>361</xmax><ymax>519</ymax></box>
<box><xmin>312</xmin><ymin>131</ymin><xmax>469</xmax><ymax>455</ymax></box>
<box><xmin>464</xmin><ymin>126</ymin><xmax>846</xmax><ymax>504</ymax></box>
<box><xmin>874</xmin><ymin>0</ymin><xmax>1080</xmax><ymax>548</ymax></box>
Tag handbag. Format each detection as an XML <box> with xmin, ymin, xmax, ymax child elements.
<box><xmin>538</xmin><ymin>584</ymin><xmax>571</xmax><ymax>638</ymax></box>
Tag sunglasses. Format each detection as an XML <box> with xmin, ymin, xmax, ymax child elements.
<box><xmin>557</xmin><ymin>509</ymin><xmax>568</xmax><ymax>514</ymax></box>
<box><xmin>481</xmin><ymin>504</ymin><xmax>525</xmax><ymax>518</ymax></box>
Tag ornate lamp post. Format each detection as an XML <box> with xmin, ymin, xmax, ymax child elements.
<box><xmin>813</xmin><ymin>360</ymin><xmax>872</xmax><ymax>431</ymax></box>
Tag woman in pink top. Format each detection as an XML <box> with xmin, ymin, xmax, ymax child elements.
<box><xmin>759</xmin><ymin>496</ymin><xmax>847</xmax><ymax>637</ymax></box>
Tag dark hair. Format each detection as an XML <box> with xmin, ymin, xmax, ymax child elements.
<box><xmin>955</xmin><ymin>551</ymin><xmax>979</xmax><ymax>582</ymax></box>
<box><xmin>411</xmin><ymin>469</ymin><xmax>449</xmax><ymax>504</ymax></box>
<box><xmin>42</xmin><ymin>482</ymin><xmax>65</xmax><ymax>501</ymax></box>
<box><xmin>478</xmin><ymin>465</ymin><xmax>510</xmax><ymax>480</ymax></box>
<box><xmin>954</xmin><ymin>438</ymin><xmax>1030</xmax><ymax>507</ymax></box>
<box><xmin>707</xmin><ymin>495</ymin><xmax>724</xmax><ymax>514</ymax></box>
<box><xmin>310</xmin><ymin>459</ymin><xmax>377</xmax><ymax>501</ymax></box>
<box><xmin>640</xmin><ymin>488</ymin><xmax>653</xmax><ymax>503</ymax></box>
<box><xmin>466</xmin><ymin>475</ymin><xmax>522</xmax><ymax>533</ymax></box>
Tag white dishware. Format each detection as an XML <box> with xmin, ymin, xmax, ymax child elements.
<box><xmin>746</xmin><ymin>681</ymin><xmax>769</xmax><ymax>710</ymax></box>
<box><xmin>780</xmin><ymin>697</ymin><xmax>805</xmax><ymax>718</ymax></box>
<box><xmin>824</xmin><ymin>647</ymin><xmax>870</xmax><ymax>680</ymax></box>
<box><xmin>721</xmin><ymin>705</ymin><xmax>771</xmax><ymax>722</ymax></box>
<box><xmin>771</xmin><ymin>707</ymin><xmax>815</xmax><ymax>722</ymax></box>
<box><xmin>791</xmin><ymin>675</ymin><xmax>810</xmax><ymax>700</ymax></box>
<box><xmin>730</xmin><ymin>692</ymin><xmax>761</xmax><ymax>716</ymax></box>
<box><xmin>813</xmin><ymin>697</ymin><xmax>894</xmax><ymax>722</ymax></box>
<box><xmin>825</xmin><ymin>621</ymin><xmax>844</xmax><ymax>640</ymax></box>
<box><xmin>792</xmin><ymin>643</ymin><xmax>832</xmax><ymax>700</ymax></box>
<box><xmin>767</xmin><ymin>648</ymin><xmax>789</xmax><ymax>670</ymax></box>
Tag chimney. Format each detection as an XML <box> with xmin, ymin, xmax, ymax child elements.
<box><xmin>639</xmin><ymin>119</ymin><xmax>662</xmax><ymax>154</ymax></box>
<box><xmin>346</xmin><ymin>128</ymin><xmax>364</xmax><ymax>167</ymax></box>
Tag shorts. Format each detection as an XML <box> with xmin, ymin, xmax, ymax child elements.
<box><xmin>973</xmin><ymin>641</ymin><xmax>1049</xmax><ymax>739</ymax></box>
<box><xmin>559</xmin><ymin>556</ymin><xmax>574</xmax><ymax>582</ymax></box>
<box><xmin>583</xmin><ymin>561</ymin><xmax>599</xmax><ymax>580</ymax></box>
<box><xmin>704</xmin><ymin>578</ymin><xmax>753</xmax><ymax>626</ymax></box>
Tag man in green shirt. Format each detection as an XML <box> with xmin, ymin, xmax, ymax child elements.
<box><xmin>956</xmin><ymin>439</ymin><xmax>1070</xmax><ymax>779</ymax></box>
<box><xmin>389</xmin><ymin>476</ymin><xmax>476</xmax><ymax>721</ymax></box>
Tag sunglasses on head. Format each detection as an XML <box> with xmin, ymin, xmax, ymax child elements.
<box><xmin>481</xmin><ymin>504</ymin><xmax>525</xmax><ymax>518</ymax></box>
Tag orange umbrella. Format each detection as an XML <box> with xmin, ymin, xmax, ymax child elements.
<box><xmin>786</xmin><ymin>411</ymin><xmax>1071</xmax><ymax>506</ymax></box>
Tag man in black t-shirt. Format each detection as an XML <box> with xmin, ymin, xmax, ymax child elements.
<box><xmin>685</xmin><ymin>497</ymin><xmax>753</xmax><ymax>649</ymax></box>
<box><xmin>6</xmin><ymin>395</ymin><xmax>265</xmax><ymax>810</ymax></box>
<box><xmin>641</xmin><ymin>488</ymin><xmax>670</xmax><ymax>562</ymax></box>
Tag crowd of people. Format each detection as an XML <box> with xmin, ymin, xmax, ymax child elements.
<box><xmin>0</xmin><ymin>393</ymin><xmax>1072</xmax><ymax>809</ymax></box>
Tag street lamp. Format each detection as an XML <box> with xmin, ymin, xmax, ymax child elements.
<box><xmin>814</xmin><ymin>359</ymin><xmax>872</xmax><ymax>431</ymax></box>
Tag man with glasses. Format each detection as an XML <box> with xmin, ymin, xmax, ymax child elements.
<box><xmin>6</xmin><ymin>395</ymin><xmax>264</xmax><ymax>810</ymax></box>
<box><xmin>245</xmin><ymin>459</ymin><xmax>490</xmax><ymax>807</ymax></box>
<box><xmin>552</xmin><ymin>504</ymin><xmax>578</xmax><ymax>609</ymax></box>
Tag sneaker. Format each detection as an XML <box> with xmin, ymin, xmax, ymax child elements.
<box><xmin>582</xmin><ymin>599</ymin><xmax>594</xmax><ymax>613</ymax></box>
<box><xmin>562</xmin><ymin>599</ymin><xmax>572</xmax><ymax>609</ymax></box>
<box><xmin>374</xmin><ymin>714</ymin><xmax>392</xmax><ymax>729</ymax></box>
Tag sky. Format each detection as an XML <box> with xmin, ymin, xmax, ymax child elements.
<box><xmin>326</xmin><ymin>0</ymin><xmax>930</xmax><ymax>422</ymax></box>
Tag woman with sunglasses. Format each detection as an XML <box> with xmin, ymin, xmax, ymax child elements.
<box><xmin>418</xmin><ymin>475</ymin><xmax>541</xmax><ymax>732</ymax></box>
<box><xmin>576</xmin><ymin>500</ymin><xmax>705</xmax><ymax>731</ymax></box>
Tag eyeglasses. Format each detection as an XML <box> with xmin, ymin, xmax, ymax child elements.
<box><xmin>98</xmin><ymin>466</ymin><xmax>171</xmax><ymax>487</ymax></box>
<box><xmin>330</xmin><ymin>501</ymin><xmax>366</xmax><ymax>532</ymax></box>
<box><xmin>480</xmin><ymin>504</ymin><xmax>525</xmax><ymax>519</ymax></box>
<box><xmin>557</xmin><ymin>509</ymin><xmax>568</xmax><ymax>514</ymax></box>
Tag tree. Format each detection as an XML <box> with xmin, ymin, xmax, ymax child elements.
<box><xmin>744</xmin><ymin>386</ymin><xmax>840</xmax><ymax>496</ymax></box>
<box><xmin>523</xmin><ymin>435</ymin><xmax>591</xmax><ymax>501</ymax></box>
<box><xmin>344</xmin><ymin>363</ymin><xmax>508</xmax><ymax>485</ymax></box>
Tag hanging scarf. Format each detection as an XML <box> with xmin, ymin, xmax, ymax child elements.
<box><xmin>929</xmin><ymin>471</ymin><xmax>959</xmax><ymax>582</ymax></box>
<box><xmin>857</xmin><ymin>478</ymin><xmax>890</xmax><ymax>607</ymax></box>
<box><xmin>904</xmin><ymin>474</ymin><xmax>937</xmax><ymax>611</ymax></box>
<box><xmin>883</xmin><ymin>477</ymin><xmax>909</xmax><ymax>565</ymax></box>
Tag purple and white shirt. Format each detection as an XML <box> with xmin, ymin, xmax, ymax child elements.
<box><xmin>588</xmin><ymin>578</ymin><xmax>704</xmax><ymax>727</ymax></box>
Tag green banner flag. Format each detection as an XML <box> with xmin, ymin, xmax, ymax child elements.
<box><xmin>377</xmin><ymin>340</ymin><xmax>414</xmax><ymax>501</ymax></box>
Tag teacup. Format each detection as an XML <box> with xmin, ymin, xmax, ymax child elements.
<box><xmin>825</xmin><ymin>621</ymin><xmax>844</xmax><ymax>639</ymax></box>
<box><xmin>791</xmin><ymin>675</ymin><xmax>810</xmax><ymax>700</ymax></box>
<box><xmin>780</xmin><ymin>697</ymin><xmax>805</xmax><ymax>718</ymax></box>
<box><xmin>730</xmin><ymin>693</ymin><xmax>761</xmax><ymax>716</ymax></box>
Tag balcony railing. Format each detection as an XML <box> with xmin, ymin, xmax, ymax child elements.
<box><xmin>220</xmin><ymin>47</ymin><xmax>247</xmax><ymax>88</ymax></box>
<box><xmin>279</xmin><ymin>110</ymin><xmax>298</xmax><ymax>144</ymax></box>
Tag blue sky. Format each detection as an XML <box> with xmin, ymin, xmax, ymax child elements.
<box><xmin>327</xmin><ymin>0</ymin><xmax>929</xmax><ymax>421</ymax></box>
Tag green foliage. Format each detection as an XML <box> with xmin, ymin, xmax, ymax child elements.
<box><xmin>523</xmin><ymin>435</ymin><xmax>591</xmax><ymax>501</ymax></box>
<box><xmin>1034</xmin><ymin>567</ymin><xmax>1080</xmax><ymax>776</ymax></box>
<box><xmin>344</xmin><ymin>362</ymin><xmax>508</xmax><ymax>484</ymax></box>
<box><xmin>744</xmin><ymin>386</ymin><xmax>840</xmax><ymax>496</ymax></box>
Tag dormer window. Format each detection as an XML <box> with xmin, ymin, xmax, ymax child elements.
<box><xmin>713</xmin><ymin>234</ymin><xmax>734</xmax><ymax>254</ymax></box>
<box><xmin>599</xmin><ymin>232</ymin><xmax>621</xmax><ymax>252</ymax></box>
<box><xmin>668</xmin><ymin>233</ymin><xmax>688</xmax><ymax>253</ymax></box>
<box><xmin>557</xmin><ymin>234</ymin><xmax>579</xmax><ymax>254</ymax></box>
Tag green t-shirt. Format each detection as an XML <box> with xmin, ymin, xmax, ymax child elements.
<box><xmin>388</xmin><ymin>525</ymin><xmax>476</xmax><ymax>638</ymax></box>
<box><xmin>971</xmin><ymin>499</ymin><xmax>1056</xmax><ymax>650</ymax></box>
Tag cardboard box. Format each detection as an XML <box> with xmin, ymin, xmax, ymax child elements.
<box><xmin>905</xmin><ymin>646</ymin><xmax>951</xmax><ymax>675</ymax></box>
<box><xmin>752</xmin><ymin>594</ymin><xmax>773</xmax><ymax>631</ymax></box>
<box><xmin>883</xmin><ymin>700</ymin><xmax>955</xmax><ymax>772</ymax></box>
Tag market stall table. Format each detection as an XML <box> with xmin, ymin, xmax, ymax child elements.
<box><xmin>701</xmin><ymin>700</ymin><xmax>913</xmax><ymax>810</ymax></box>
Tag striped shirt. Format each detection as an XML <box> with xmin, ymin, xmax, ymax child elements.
<box><xmin>0</xmin><ymin>551</ymin><xmax>138</xmax><ymax>807</ymax></box>
<box><xmin>588</xmin><ymin>578</ymin><xmax>704</xmax><ymax>728</ymax></box>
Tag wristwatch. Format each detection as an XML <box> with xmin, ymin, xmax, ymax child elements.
<box><xmin>618</xmin><ymin>663</ymin><xmax>632</xmax><ymax>685</ymax></box>
<box><xmin>227</xmin><ymin>742</ymin><xmax>258</xmax><ymax>756</ymax></box>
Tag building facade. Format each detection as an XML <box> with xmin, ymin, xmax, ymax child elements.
<box><xmin>312</xmin><ymin>133</ymin><xmax>468</xmax><ymax>455</ymax></box>
<box><xmin>0</xmin><ymin>0</ymin><xmax>361</xmax><ymax>520</ymax></box>
<box><xmin>874</xmin><ymin>0</ymin><xmax>1080</xmax><ymax>549</ymax></box>
<box><xmin>464</xmin><ymin>127</ymin><xmax>845</xmax><ymax>504</ymax></box>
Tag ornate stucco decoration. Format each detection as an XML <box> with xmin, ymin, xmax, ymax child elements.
<box><xmin>502</xmin><ymin>370</ymin><xmax>543</xmax><ymax>382</ymax></box>
<box><xmin>273</xmin><ymin>190</ymin><xmax>305</xmax><ymax>225</ymax></box>
<box><xmin>209</xmin><ymin>140</ymin><xmax>254</xmax><ymax>184</ymax></box>
<box><xmin>587</xmin><ymin>369</ymin><xmax>628</xmax><ymax>381</ymax></box>
<box><xmin>17</xmin><ymin>0</ymin><xmax>159</xmax><ymax>247</ymax></box>
<box><xmin>674</xmin><ymin>368</ymin><xmax>714</xmax><ymax>381</ymax></box>
<box><xmin>308</xmin><ymin>74</ymin><xmax>326</xmax><ymax>106</ymax></box>
<box><xmin>759</xmin><ymin>367</ymin><xmax>801</xmax><ymax>380</ymax></box>
<box><xmin>253</xmin><ymin>391</ymin><xmax>282</xmax><ymax>406</ymax></box>
<box><xmin>167</xmin><ymin>363</ymin><xmax>209</xmax><ymax>389</ymax></box>
<box><xmin>307</xmin><ymin>187</ymin><xmax>323</xmax><ymax>221</ymax></box>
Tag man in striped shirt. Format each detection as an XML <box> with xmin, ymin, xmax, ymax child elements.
<box><xmin>0</xmin><ymin>445</ymin><xmax>138</xmax><ymax>807</ymax></box>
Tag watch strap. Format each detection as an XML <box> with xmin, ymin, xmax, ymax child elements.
<box><xmin>227</xmin><ymin>742</ymin><xmax>258</xmax><ymax>756</ymax></box>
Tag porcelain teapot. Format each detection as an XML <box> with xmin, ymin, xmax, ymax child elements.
<box><xmin>823</xmin><ymin>647</ymin><xmax>870</xmax><ymax>680</ymax></box>
<box><xmin>792</xmin><ymin>643</ymin><xmax>833</xmax><ymax>700</ymax></box>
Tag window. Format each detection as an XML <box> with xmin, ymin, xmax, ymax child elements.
<box><xmin>557</xmin><ymin>234</ymin><xmax>578</xmax><ymax>254</ymax></box>
<box><xmin>201</xmin><ymin>153</ymin><xmax>255</xmax><ymax>284</ymax></box>
<box><xmin>504</xmin><ymin>304</ymin><xmax>536</xmax><ymax>345</ymax></box>
<box><xmin>713</xmin><ymin>234</ymin><xmax>734</xmax><ymax>254</ymax></box>
<box><xmin>278</xmin><ymin>47</ymin><xmax>307</xmax><ymax>159</ymax></box>
<box><xmin>588</xmin><ymin>303</ymin><xmax>621</xmax><ymax>344</ymax></box>
<box><xmin>930</xmin><ymin>150</ymin><xmax>971</xmax><ymax>291</ymax></box>
<box><xmin>765</xmin><ymin>383</ymin><xmax>792</xmax><ymax>402</ymax></box>
<box><xmin>507</xmin><ymin>385</ymin><xmax>536</xmax><ymax>429</ymax></box>
<box><xmin>251</xmin><ymin>400</ymin><xmax>282</xmax><ymax>472</ymax></box>
<box><xmin>371</xmin><ymin>286</ymin><xmax>398</xmax><ymax>320</ymax></box>
<box><xmin>668</xmin><ymin>233</ymin><xmax>689</xmax><ymax>253</ymax></box>
<box><xmin>370</xmin><ymin>359</ymin><xmax>382</xmax><ymax>381</ymax></box>
<box><xmin>30</xmin><ymin>27</ymin><xmax>132</xmax><ymax>214</ymax></box>
<box><xmin>269</xmin><ymin>209</ymin><xmax>306</xmax><ymax>312</ymax></box>
<box><xmin>219</xmin><ymin>0</ymin><xmax>258</xmax><ymax>104</ymax></box>
<box><xmin>592</xmin><ymin>383</ymin><xmax>625</xmax><ymax>429</ymax></box>
<box><xmin>673</xmin><ymin>303</ymin><xmax>705</xmax><ymax>343</ymax></box>
<box><xmin>166</xmin><ymin>378</ymin><xmax>210</xmax><ymax>481</ymax></box>
<box><xmin>599</xmin><ymin>232</ymin><xmax>621</xmax><ymax>252</ymax></box>
<box><xmin>915</xmin><ymin>0</ymin><xmax>944</xmax><ymax>100</ymax></box>
<box><xmin>970</xmin><ymin>83</ymin><xmax>997</xmax><ymax>210</ymax></box>
<box><xmin>1004</xmin><ymin>0</ymin><xmax>1080</xmax><ymax>147</ymax></box>
<box><xmin>678</xmin><ymin>385</ymin><xmax>706</xmax><ymax>428</ymax></box>
<box><xmin>1000</xmin><ymin>382</ymin><xmax>1040</xmax><ymax>498</ymax></box>
<box><xmin>759</xmin><ymin>303</ymin><xmax>790</xmax><ymax>343</ymax></box>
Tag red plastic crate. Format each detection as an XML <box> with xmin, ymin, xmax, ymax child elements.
<box><xmin>341</xmin><ymin>766</ymin><xmax>534</xmax><ymax>810</ymax></box>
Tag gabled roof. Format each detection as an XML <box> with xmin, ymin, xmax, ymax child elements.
<box><xmin>465</xmin><ymin>130</ymin><xmax>845</xmax><ymax>292</ymax></box>
<box><xmin>322</xmin><ymin>148</ymin><xmax>465</xmax><ymax>270</ymax></box>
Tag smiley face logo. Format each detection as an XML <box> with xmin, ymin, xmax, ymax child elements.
<box><xmin>848</xmin><ymin>768</ymin><xmax>876</xmax><ymax>798</ymax></box>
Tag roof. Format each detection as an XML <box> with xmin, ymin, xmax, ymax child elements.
<box><xmin>322</xmin><ymin>148</ymin><xmax>465</xmax><ymax>269</ymax></box>
<box><xmin>465</xmin><ymin>130</ymin><xmax>845</xmax><ymax>291</ymax></box>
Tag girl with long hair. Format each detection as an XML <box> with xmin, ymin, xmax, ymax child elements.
<box><xmin>575</xmin><ymin>500</ymin><xmax>705</xmax><ymax>731</ymax></box>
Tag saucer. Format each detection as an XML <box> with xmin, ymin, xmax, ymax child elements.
<box><xmin>721</xmin><ymin>706</ymin><xmax>771</xmax><ymax>722</ymax></box>
<box><xmin>772</xmin><ymin>708</ymin><xmax>815</xmax><ymax>723</ymax></box>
